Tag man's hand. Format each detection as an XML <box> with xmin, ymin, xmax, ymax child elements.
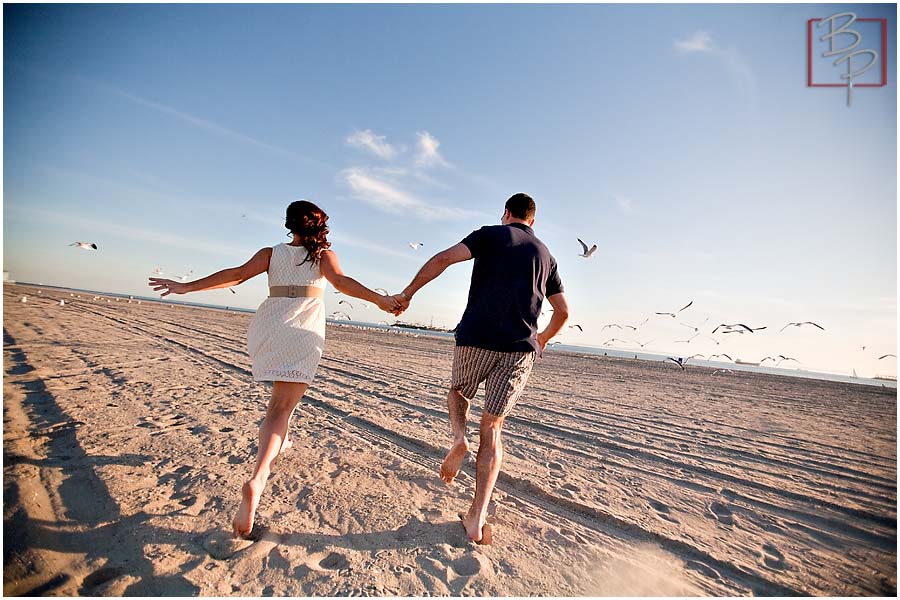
<box><xmin>374</xmin><ymin>294</ymin><xmax>403</xmax><ymax>315</ymax></box>
<box><xmin>536</xmin><ymin>331</ymin><xmax>550</xmax><ymax>353</ymax></box>
<box><xmin>390</xmin><ymin>293</ymin><xmax>411</xmax><ymax>313</ymax></box>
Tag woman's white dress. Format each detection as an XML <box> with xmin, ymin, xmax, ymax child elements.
<box><xmin>247</xmin><ymin>243</ymin><xmax>327</xmax><ymax>383</ymax></box>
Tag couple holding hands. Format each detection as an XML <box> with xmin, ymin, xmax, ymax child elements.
<box><xmin>148</xmin><ymin>193</ymin><xmax>568</xmax><ymax>544</ymax></box>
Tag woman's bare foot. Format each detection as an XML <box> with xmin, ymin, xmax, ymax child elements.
<box><xmin>460</xmin><ymin>510</ymin><xmax>492</xmax><ymax>545</ymax></box>
<box><xmin>232</xmin><ymin>479</ymin><xmax>263</xmax><ymax>539</ymax></box>
<box><xmin>440</xmin><ymin>439</ymin><xmax>469</xmax><ymax>484</ymax></box>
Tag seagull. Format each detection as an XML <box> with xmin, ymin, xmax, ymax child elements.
<box><xmin>679</xmin><ymin>317</ymin><xmax>709</xmax><ymax>332</ymax></box>
<box><xmin>70</xmin><ymin>242</ymin><xmax>98</xmax><ymax>250</ymax></box>
<box><xmin>576</xmin><ymin>238</ymin><xmax>598</xmax><ymax>258</ymax></box>
<box><xmin>633</xmin><ymin>339</ymin><xmax>655</xmax><ymax>348</ymax></box>
<box><xmin>338</xmin><ymin>300</ymin><xmax>354</xmax><ymax>309</ymax></box>
<box><xmin>655</xmin><ymin>300</ymin><xmax>693</xmax><ymax>318</ymax></box>
<box><xmin>602</xmin><ymin>338</ymin><xmax>628</xmax><ymax>346</ymax></box>
<box><xmin>373</xmin><ymin>288</ymin><xmax>389</xmax><ymax>296</ymax></box>
<box><xmin>780</xmin><ymin>321</ymin><xmax>825</xmax><ymax>332</ymax></box>
<box><xmin>714</xmin><ymin>323</ymin><xmax>767</xmax><ymax>334</ymax></box>
<box><xmin>709</xmin><ymin>353</ymin><xmax>734</xmax><ymax>362</ymax></box>
<box><xmin>666</xmin><ymin>357</ymin><xmax>687</xmax><ymax>370</ymax></box>
<box><xmin>601</xmin><ymin>324</ymin><xmax>637</xmax><ymax>332</ymax></box>
<box><xmin>548</xmin><ymin>341</ymin><xmax>562</xmax><ymax>346</ymax></box>
<box><xmin>152</xmin><ymin>267</ymin><xmax>164</xmax><ymax>276</ymax></box>
<box><xmin>229</xmin><ymin>288</ymin><xmax>236</xmax><ymax>294</ymax></box>
<box><xmin>328</xmin><ymin>311</ymin><xmax>351</xmax><ymax>320</ymax></box>
<box><xmin>674</xmin><ymin>332</ymin><xmax>700</xmax><ymax>343</ymax></box>
<box><xmin>760</xmin><ymin>356</ymin><xmax>779</xmax><ymax>364</ymax></box>
<box><xmin>568</xmin><ymin>324</ymin><xmax>583</xmax><ymax>332</ymax></box>
<box><xmin>175</xmin><ymin>270</ymin><xmax>193</xmax><ymax>282</ymax></box>
<box><xmin>712</xmin><ymin>369</ymin><xmax>734</xmax><ymax>375</ymax></box>
<box><xmin>776</xmin><ymin>355</ymin><xmax>800</xmax><ymax>366</ymax></box>
<box><xmin>687</xmin><ymin>354</ymin><xmax>706</xmax><ymax>361</ymax></box>
<box><xmin>878</xmin><ymin>354</ymin><xmax>897</xmax><ymax>360</ymax></box>
<box><xmin>408</xmin><ymin>243</ymin><xmax>424</xmax><ymax>250</ymax></box>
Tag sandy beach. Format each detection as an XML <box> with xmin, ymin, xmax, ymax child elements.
<box><xmin>3</xmin><ymin>283</ymin><xmax>896</xmax><ymax>596</ymax></box>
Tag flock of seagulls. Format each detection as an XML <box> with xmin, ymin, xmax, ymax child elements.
<box><xmin>50</xmin><ymin>238</ymin><xmax>897</xmax><ymax>379</ymax></box>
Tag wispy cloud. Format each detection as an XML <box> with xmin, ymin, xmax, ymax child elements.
<box><xmin>346</xmin><ymin>129</ymin><xmax>398</xmax><ymax>160</ymax></box>
<box><xmin>614</xmin><ymin>194</ymin><xmax>635</xmax><ymax>215</ymax></box>
<box><xmin>340</xmin><ymin>167</ymin><xmax>481</xmax><ymax>222</ymax></box>
<box><xmin>415</xmin><ymin>131</ymin><xmax>451</xmax><ymax>168</ymax></box>
<box><xmin>88</xmin><ymin>79</ymin><xmax>331</xmax><ymax>170</ymax></box>
<box><xmin>675</xmin><ymin>31</ymin><xmax>713</xmax><ymax>53</ymax></box>
<box><xmin>674</xmin><ymin>31</ymin><xmax>757</xmax><ymax>111</ymax></box>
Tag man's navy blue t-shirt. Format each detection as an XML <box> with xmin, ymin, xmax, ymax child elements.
<box><xmin>455</xmin><ymin>223</ymin><xmax>564</xmax><ymax>353</ymax></box>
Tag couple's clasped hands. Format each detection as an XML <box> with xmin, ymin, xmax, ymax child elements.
<box><xmin>375</xmin><ymin>292</ymin><xmax>411</xmax><ymax>317</ymax></box>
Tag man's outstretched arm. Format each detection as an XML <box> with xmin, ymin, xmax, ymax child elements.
<box><xmin>396</xmin><ymin>243</ymin><xmax>472</xmax><ymax>307</ymax></box>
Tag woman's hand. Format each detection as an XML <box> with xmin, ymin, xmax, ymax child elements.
<box><xmin>375</xmin><ymin>294</ymin><xmax>403</xmax><ymax>315</ymax></box>
<box><xmin>149</xmin><ymin>277</ymin><xmax>188</xmax><ymax>297</ymax></box>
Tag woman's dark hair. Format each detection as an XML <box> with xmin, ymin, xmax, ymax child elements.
<box><xmin>285</xmin><ymin>200</ymin><xmax>331</xmax><ymax>265</ymax></box>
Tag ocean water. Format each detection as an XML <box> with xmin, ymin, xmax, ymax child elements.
<box><xmin>18</xmin><ymin>283</ymin><xmax>897</xmax><ymax>390</ymax></box>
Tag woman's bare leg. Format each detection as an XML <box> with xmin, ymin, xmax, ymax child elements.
<box><xmin>233</xmin><ymin>381</ymin><xmax>307</xmax><ymax>538</ymax></box>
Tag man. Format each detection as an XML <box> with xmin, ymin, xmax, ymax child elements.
<box><xmin>393</xmin><ymin>193</ymin><xmax>569</xmax><ymax>544</ymax></box>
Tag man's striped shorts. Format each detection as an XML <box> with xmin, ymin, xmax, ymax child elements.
<box><xmin>450</xmin><ymin>345</ymin><xmax>536</xmax><ymax>417</ymax></box>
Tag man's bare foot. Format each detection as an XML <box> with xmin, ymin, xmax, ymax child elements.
<box><xmin>460</xmin><ymin>510</ymin><xmax>492</xmax><ymax>545</ymax></box>
<box><xmin>279</xmin><ymin>437</ymin><xmax>294</xmax><ymax>454</ymax></box>
<box><xmin>232</xmin><ymin>479</ymin><xmax>263</xmax><ymax>539</ymax></box>
<box><xmin>440</xmin><ymin>439</ymin><xmax>469</xmax><ymax>484</ymax></box>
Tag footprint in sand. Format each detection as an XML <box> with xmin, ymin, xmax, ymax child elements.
<box><xmin>318</xmin><ymin>552</ymin><xmax>350</xmax><ymax>570</ymax></box>
<box><xmin>648</xmin><ymin>499</ymin><xmax>679</xmax><ymax>524</ymax></box>
<box><xmin>685</xmin><ymin>560</ymin><xmax>721</xmax><ymax>580</ymax></box>
<box><xmin>761</xmin><ymin>542</ymin><xmax>787</xmax><ymax>570</ymax></box>
<box><xmin>200</xmin><ymin>530</ymin><xmax>256</xmax><ymax>560</ymax></box>
<box><xmin>547</xmin><ymin>462</ymin><xmax>564</xmax><ymax>478</ymax></box>
<box><xmin>708</xmin><ymin>500</ymin><xmax>735</xmax><ymax>526</ymax></box>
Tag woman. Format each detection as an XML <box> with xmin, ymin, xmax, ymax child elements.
<box><xmin>149</xmin><ymin>200</ymin><xmax>401</xmax><ymax>538</ymax></box>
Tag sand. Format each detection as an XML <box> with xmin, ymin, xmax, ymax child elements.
<box><xmin>3</xmin><ymin>283</ymin><xmax>897</xmax><ymax>596</ymax></box>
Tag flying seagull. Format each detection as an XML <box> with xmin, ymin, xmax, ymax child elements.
<box><xmin>878</xmin><ymin>354</ymin><xmax>897</xmax><ymax>360</ymax></box>
<box><xmin>633</xmin><ymin>339</ymin><xmax>655</xmax><ymax>348</ymax></box>
<box><xmin>328</xmin><ymin>311</ymin><xmax>351</xmax><ymax>320</ymax></box>
<box><xmin>229</xmin><ymin>288</ymin><xmax>236</xmax><ymax>294</ymax></box>
<box><xmin>70</xmin><ymin>242</ymin><xmax>98</xmax><ymax>250</ymax></box>
<box><xmin>712</xmin><ymin>369</ymin><xmax>734</xmax><ymax>375</ymax></box>
<box><xmin>715</xmin><ymin>324</ymin><xmax>767</xmax><ymax>334</ymax></box>
<box><xmin>603</xmin><ymin>338</ymin><xmax>629</xmax><ymax>346</ymax></box>
<box><xmin>655</xmin><ymin>300</ymin><xmax>693</xmax><ymax>318</ymax></box>
<box><xmin>568</xmin><ymin>324</ymin><xmax>583</xmax><ymax>332</ymax></box>
<box><xmin>152</xmin><ymin>267</ymin><xmax>164</xmax><ymax>276</ymax></box>
<box><xmin>373</xmin><ymin>288</ymin><xmax>389</xmax><ymax>296</ymax></box>
<box><xmin>776</xmin><ymin>355</ymin><xmax>800</xmax><ymax>366</ymax></box>
<box><xmin>175</xmin><ymin>270</ymin><xmax>193</xmax><ymax>282</ymax></box>
<box><xmin>601</xmin><ymin>324</ymin><xmax>637</xmax><ymax>332</ymax></box>
<box><xmin>338</xmin><ymin>300</ymin><xmax>354</xmax><ymax>309</ymax></box>
<box><xmin>679</xmin><ymin>317</ymin><xmax>709</xmax><ymax>332</ymax></box>
<box><xmin>408</xmin><ymin>243</ymin><xmax>424</xmax><ymax>250</ymax></box>
<box><xmin>577</xmin><ymin>238</ymin><xmax>598</xmax><ymax>258</ymax></box>
<box><xmin>760</xmin><ymin>356</ymin><xmax>779</xmax><ymax>364</ymax></box>
<box><xmin>686</xmin><ymin>354</ymin><xmax>706</xmax><ymax>361</ymax></box>
<box><xmin>666</xmin><ymin>357</ymin><xmax>688</xmax><ymax>370</ymax></box>
<box><xmin>780</xmin><ymin>321</ymin><xmax>825</xmax><ymax>332</ymax></box>
<box><xmin>709</xmin><ymin>353</ymin><xmax>734</xmax><ymax>362</ymax></box>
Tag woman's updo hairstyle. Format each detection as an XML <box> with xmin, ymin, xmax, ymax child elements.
<box><xmin>285</xmin><ymin>200</ymin><xmax>331</xmax><ymax>265</ymax></box>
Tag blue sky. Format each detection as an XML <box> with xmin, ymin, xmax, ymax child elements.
<box><xmin>4</xmin><ymin>3</ymin><xmax>897</xmax><ymax>377</ymax></box>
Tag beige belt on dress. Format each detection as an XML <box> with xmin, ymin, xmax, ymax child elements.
<box><xmin>268</xmin><ymin>285</ymin><xmax>325</xmax><ymax>298</ymax></box>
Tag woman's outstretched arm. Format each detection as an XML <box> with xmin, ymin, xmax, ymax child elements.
<box><xmin>148</xmin><ymin>248</ymin><xmax>271</xmax><ymax>297</ymax></box>
<box><xmin>319</xmin><ymin>250</ymin><xmax>401</xmax><ymax>314</ymax></box>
